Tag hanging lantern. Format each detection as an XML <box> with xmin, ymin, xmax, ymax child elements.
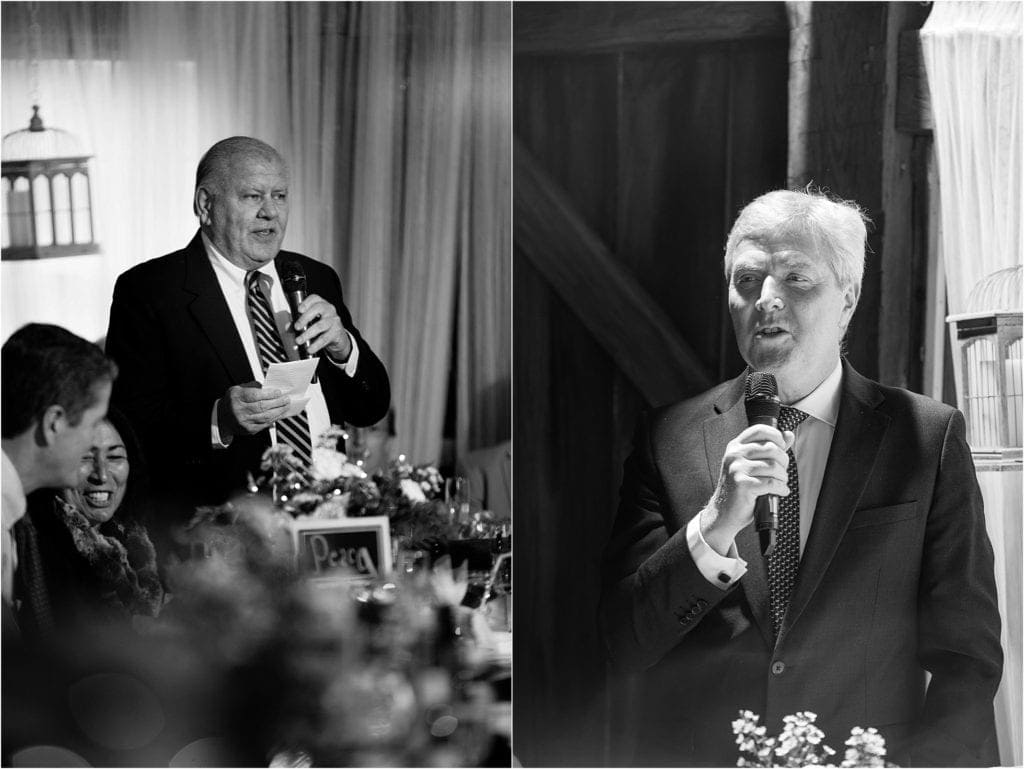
<box><xmin>946</xmin><ymin>265</ymin><xmax>1023</xmax><ymax>458</ymax></box>
<box><xmin>2</xmin><ymin>105</ymin><xmax>99</xmax><ymax>260</ymax></box>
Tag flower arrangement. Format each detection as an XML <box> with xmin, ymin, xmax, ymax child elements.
<box><xmin>253</xmin><ymin>427</ymin><xmax>462</xmax><ymax>545</ymax></box>
<box><xmin>733</xmin><ymin>710</ymin><xmax>896</xmax><ymax>768</ymax></box>
<box><xmin>248</xmin><ymin>426</ymin><xmax>509</xmax><ymax>551</ymax></box>
<box><xmin>157</xmin><ymin>502</ymin><xmax>500</xmax><ymax>767</ymax></box>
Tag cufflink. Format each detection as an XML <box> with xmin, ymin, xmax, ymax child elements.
<box><xmin>717</xmin><ymin>572</ymin><xmax>731</xmax><ymax>584</ymax></box>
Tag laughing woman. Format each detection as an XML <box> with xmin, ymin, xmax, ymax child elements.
<box><xmin>17</xmin><ymin>407</ymin><xmax>164</xmax><ymax>637</ymax></box>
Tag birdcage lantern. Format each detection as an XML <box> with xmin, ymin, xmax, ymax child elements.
<box><xmin>946</xmin><ymin>265</ymin><xmax>1023</xmax><ymax>458</ymax></box>
<box><xmin>2</xmin><ymin>106</ymin><xmax>99</xmax><ymax>261</ymax></box>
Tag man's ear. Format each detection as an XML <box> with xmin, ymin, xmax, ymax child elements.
<box><xmin>195</xmin><ymin>187</ymin><xmax>212</xmax><ymax>225</ymax></box>
<box><xmin>839</xmin><ymin>283</ymin><xmax>860</xmax><ymax>332</ymax></box>
<box><xmin>37</xmin><ymin>404</ymin><xmax>66</xmax><ymax>448</ymax></box>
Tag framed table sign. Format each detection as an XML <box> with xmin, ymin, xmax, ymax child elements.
<box><xmin>291</xmin><ymin>516</ymin><xmax>392</xmax><ymax>581</ymax></box>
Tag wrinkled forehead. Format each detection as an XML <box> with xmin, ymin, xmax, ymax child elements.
<box><xmin>731</xmin><ymin>231</ymin><xmax>826</xmax><ymax>268</ymax></box>
<box><xmin>729</xmin><ymin>228</ymin><xmax>842</xmax><ymax>282</ymax></box>
<box><xmin>222</xmin><ymin>153</ymin><xmax>289</xmax><ymax>186</ymax></box>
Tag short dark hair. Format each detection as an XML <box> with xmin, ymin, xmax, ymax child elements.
<box><xmin>193</xmin><ymin>136</ymin><xmax>286</xmax><ymax>216</ymax></box>
<box><xmin>1</xmin><ymin>324</ymin><xmax>117</xmax><ymax>439</ymax></box>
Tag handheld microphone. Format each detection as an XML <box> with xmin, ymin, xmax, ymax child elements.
<box><xmin>280</xmin><ymin>260</ymin><xmax>317</xmax><ymax>383</ymax></box>
<box><xmin>744</xmin><ymin>371</ymin><xmax>781</xmax><ymax>556</ymax></box>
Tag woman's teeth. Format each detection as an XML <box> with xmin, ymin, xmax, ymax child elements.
<box><xmin>84</xmin><ymin>491</ymin><xmax>112</xmax><ymax>506</ymax></box>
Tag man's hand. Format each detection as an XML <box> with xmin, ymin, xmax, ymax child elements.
<box><xmin>701</xmin><ymin>424</ymin><xmax>795</xmax><ymax>555</ymax></box>
<box><xmin>218</xmin><ymin>382</ymin><xmax>289</xmax><ymax>440</ymax></box>
<box><xmin>293</xmin><ymin>294</ymin><xmax>352</xmax><ymax>362</ymax></box>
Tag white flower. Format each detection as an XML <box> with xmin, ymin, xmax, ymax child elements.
<box><xmin>311</xmin><ymin>448</ymin><xmax>347</xmax><ymax>480</ymax></box>
<box><xmin>312</xmin><ymin>495</ymin><xmax>350</xmax><ymax>519</ymax></box>
<box><xmin>311</xmin><ymin>447</ymin><xmax>366</xmax><ymax>481</ymax></box>
<box><xmin>400</xmin><ymin>478</ymin><xmax>426</xmax><ymax>502</ymax></box>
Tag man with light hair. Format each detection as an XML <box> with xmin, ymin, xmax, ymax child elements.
<box><xmin>600</xmin><ymin>188</ymin><xmax>1002</xmax><ymax>766</ymax></box>
<box><xmin>105</xmin><ymin>136</ymin><xmax>390</xmax><ymax>526</ymax></box>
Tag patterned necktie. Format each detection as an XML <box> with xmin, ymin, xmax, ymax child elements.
<box><xmin>768</xmin><ymin>405</ymin><xmax>808</xmax><ymax>638</ymax></box>
<box><xmin>246</xmin><ymin>271</ymin><xmax>313</xmax><ymax>467</ymax></box>
<box><xmin>13</xmin><ymin>516</ymin><xmax>55</xmax><ymax>640</ymax></box>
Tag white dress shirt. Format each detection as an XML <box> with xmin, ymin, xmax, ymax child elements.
<box><xmin>202</xmin><ymin>234</ymin><xmax>359</xmax><ymax>449</ymax></box>
<box><xmin>2</xmin><ymin>449</ymin><xmax>26</xmax><ymax>606</ymax></box>
<box><xmin>688</xmin><ymin>360</ymin><xmax>844</xmax><ymax>588</ymax></box>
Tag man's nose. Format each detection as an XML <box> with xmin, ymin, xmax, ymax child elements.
<box><xmin>756</xmin><ymin>277</ymin><xmax>783</xmax><ymax>312</ymax></box>
<box><xmin>257</xmin><ymin>199</ymin><xmax>278</xmax><ymax>219</ymax></box>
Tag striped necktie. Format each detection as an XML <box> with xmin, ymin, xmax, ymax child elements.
<box><xmin>768</xmin><ymin>405</ymin><xmax>808</xmax><ymax>638</ymax></box>
<box><xmin>246</xmin><ymin>270</ymin><xmax>313</xmax><ymax>467</ymax></box>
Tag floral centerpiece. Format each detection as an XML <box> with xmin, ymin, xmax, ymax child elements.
<box><xmin>733</xmin><ymin>711</ymin><xmax>896</xmax><ymax>768</ymax></box>
<box><xmin>249</xmin><ymin>426</ymin><xmax>508</xmax><ymax>551</ymax></box>
<box><xmin>147</xmin><ymin>426</ymin><xmax>510</xmax><ymax>766</ymax></box>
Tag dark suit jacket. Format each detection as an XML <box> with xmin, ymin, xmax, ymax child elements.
<box><xmin>599</xmin><ymin>361</ymin><xmax>1002</xmax><ymax>767</ymax></box>
<box><xmin>105</xmin><ymin>232</ymin><xmax>390</xmax><ymax>512</ymax></box>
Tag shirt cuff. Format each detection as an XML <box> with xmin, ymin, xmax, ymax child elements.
<box><xmin>325</xmin><ymin>330</ymin><xmax>359</xmax><ymax>377</ymax></box>
<box><xmin>211</xmin><ymin>399</ymin><xmax>232</xmax><ymax>449</ymax></box>
<box><xmin>686</xmin><ymin>512</ymin><xmax>747</xmax><ymax>590</ymax></box>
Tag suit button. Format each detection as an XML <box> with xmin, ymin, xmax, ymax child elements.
<box><xmin>771</xmin><ymin>661</ymin><xmax>785</xmax><ymax>675</ymax></box>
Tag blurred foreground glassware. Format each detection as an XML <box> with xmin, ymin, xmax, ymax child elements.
<box><xmin>445</xmin><ymin>477</ymin><xmax>471</xmax><ymax>524</ymax></box>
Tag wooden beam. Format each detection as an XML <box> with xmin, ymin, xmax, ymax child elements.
<box><xmin>786</xmin><ymin>1</ymin><xmax>931</xmax><ymax>389</ymax></box>
<box><xmin>514</xmin><ymin>137</ymin><xmax>714</xmax><ymax>407</ymax></box>
<box><xmin>514</xmin><ymin>2</ymin><xmax>787</xmax><ymax>56</ymax></box>
<box><xmin>897</xmin><ymin>29</ymin><xmax>934</xmax><ymax>134</ymax></box>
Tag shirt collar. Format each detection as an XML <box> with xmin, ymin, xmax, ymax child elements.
<box><xmin>2</xmin><ymin>449</ymin><xmax>26</xmax><ymax>533</ymax></box>
<box><xmin>201</xmin><ymin>232</ymin><xmax>277</xmax><ymax>287</ymax></box>
<box><xmin>788</xmin><ymin>359</ymin><xmax>843</xmax><ymax>428</ymax></box>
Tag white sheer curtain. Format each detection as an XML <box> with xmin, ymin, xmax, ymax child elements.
<box><xmin>2</xmin><ymin>2</ymin><xmax>510</xmax><ymax>465</ymax></box>
<box><xmin>921</xmin><ymin>1</ymin><xmax>1022</xmax><ymax>312</ymax></box>
<box><xmin>921</xmin><ymin>5</ymin><xmax>1022</xmax><ymax>765</ymax></box>
<box><xmin>1</xmin><ymin>2</ymin><xmax>344</xmax><ymax>340</ymax></box>
<box><xmin>345</xmin><ymin>3</ymin><xmax>511</xmax><ymax>464</ymax></box>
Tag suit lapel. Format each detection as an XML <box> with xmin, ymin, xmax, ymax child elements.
<box><xmin>182</xmin><ymin>232</ymin><xmax>255</xmax><ymax>384</ymax></box>
<box><xmin>702</xmin><ymin>373</ymin><xmax>775</xmax><ymax>647</ymax></box>
<box><xmin>781</xmin><ymin>362</ymin><xmax>890</xmax><ymax>639</ymax></box>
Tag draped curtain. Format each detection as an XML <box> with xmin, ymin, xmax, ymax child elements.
<box><xmin>921</xmin><ymin>2</ymin><xmax>1022</xmax><ymax>312</ymax></box>
<box><xmin>921</xmin><ymin>5</ymin><xmax>1022</xmax><ymax>765</ymax></box>
<box><xmin>1</xmin><ymin>1</ymin><xmax>510</xmax><ymax>466</ymax></box>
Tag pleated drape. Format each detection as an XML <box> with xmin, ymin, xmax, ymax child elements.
<box><xmin>921</xmin><ymin>5</ymin><xmax>1022</xmax><ymax>765</ymax></box>
<box><xmin>1</xmin><ymin>1</ymin><xmax>510</xmax><ymax>466</ymax></box>
<box><xmin>921</xmin><ymin>2</ymin><xmax>1022</xmax><ymax>313</ymax></box>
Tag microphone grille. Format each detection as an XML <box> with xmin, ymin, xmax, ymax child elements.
<box><xmin>280</xmin><ymin>260</ymin><xmax>306</xmax><ymax>292</ymax></box>
<box><xmin>745</xmin><ymin>371</ymin><xmax>780</xmax><ymax>423</ymax></box>
<box><xmin>745</xmin><ymin>371</ymin><xmax>778</xmax><ymax>399</ymax></box>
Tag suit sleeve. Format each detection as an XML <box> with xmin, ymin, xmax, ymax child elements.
<box><xmin>105</xmin><ymin>271</ymin><xmax>213</xmax><ymax>473</ymax></box>
<box><xmin>312</xmin><ymin>262</ymin><xmax>391</xmax><ymax>427</ymax></box>
<box><xmin>598</xmin><ymin>411</ymin><xmax>736</xmax><ymax>673</ymax></box>
<box><xmin>906</xmin><ymin>409</ymin><xmax>1003</xmax><ymax>766</ymax></box>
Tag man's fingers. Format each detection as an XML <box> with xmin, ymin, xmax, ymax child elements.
<box><xmin>742</xmin><ymin>457</ymin><xmax>789</xmax><ymax>481</ymax></box>
<box><xmin>237</xmin><ymin>386</ymin><xmax>284</xmax><ymax>403</ymax></box>
<box><xmin>738</xmin><ymin>423</ymin><xmax>787</xmax><ymax>449</ymax></box>
<box><xmin>782</xmin><ymin>429</ymin><xmax>796</xmax><ymax>451</ymax></box>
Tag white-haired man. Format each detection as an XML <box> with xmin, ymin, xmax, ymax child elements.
<box><xmin>600</xmin><ymin>189</ymin><xmax>1002</xmax><ymax>766</ymax></box>
<box><xmin>105</xmin><ymin>137</ymin><xmax>390</xmax><ymax>523</ymax></box>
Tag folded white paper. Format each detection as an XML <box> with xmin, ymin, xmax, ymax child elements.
<box><xmin>264</xmin><ymin>358</ymin><xmax>318</xmax><ymax>417</ymax></box>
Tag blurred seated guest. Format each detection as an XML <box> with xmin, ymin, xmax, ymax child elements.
<box><xmin>346</xmin><ymin>408</ymin><xmax>396</xmax><ymax>476</ymax></box>
<box><xmin>1</xmin><ymin>324</ymin><xmax>116</xmax><ymax>623</ymax></box>
<box><xmin>21</xmin><ymin>407</ymin><xmax>163</xmax><ymax>633</ymax></box>
<box><xmin>456</xmin><ymin>440</ymin><xmax>511</xmax><ymax>520</ymax></box>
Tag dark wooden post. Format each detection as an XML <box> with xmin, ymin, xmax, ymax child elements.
<box><xmin>786</xmin><ymin>1</ymin><xmax>932</xmax><ymax>389</ymax></box>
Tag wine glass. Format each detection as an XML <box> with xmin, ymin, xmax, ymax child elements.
<box><xmin>347</xmin><ymin>426</ymin><xmax>369</xmax><ymax>468</ymax></box>
<box><xmin>444</xmin><ymin>476</ymin><xmax>471</xmax><ymax>525</ymax></box>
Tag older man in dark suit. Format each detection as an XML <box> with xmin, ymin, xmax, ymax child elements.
<box><xmin>105</xmin><ymin>137</ymin><xmax>390</xmax><ymax>518</ymax></box>
<box><xmin>600</xmin><ymin>189</ymin><xmax>1002</xmax><ymax>767</ymax></box>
